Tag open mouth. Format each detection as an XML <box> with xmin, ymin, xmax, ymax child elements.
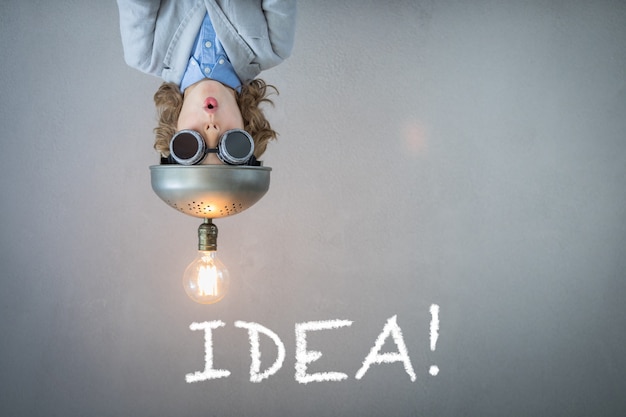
<box><xmin>205</xmin><ymin>97</ymin><xmax>218</xmax><ymax>110</ymax></box>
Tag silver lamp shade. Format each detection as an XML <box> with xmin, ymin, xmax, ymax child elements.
<box><xmin>150</xmin><ymin>165</ymin><xmax>271</xmax><ymax>219</ymax></box>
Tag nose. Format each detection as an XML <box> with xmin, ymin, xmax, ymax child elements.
<box><xmin>203</xmin><ymin>123</ymin><xmax>220</xmax><ymax>148</ymax></box>
<box><xmin>200</xmin><ymin>125</ymin><xmax>225</xmax><ymax>165</ymax></box>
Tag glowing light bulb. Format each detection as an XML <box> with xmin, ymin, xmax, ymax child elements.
<box><xmin>183</xmin><ymin>250</ymin><xmax>229</xmax><ymax>304</ymax></box>
<box><xmin>182</xmin><ymin>219</ymin><xmax>229</xmax><ymax>304</ymax></box>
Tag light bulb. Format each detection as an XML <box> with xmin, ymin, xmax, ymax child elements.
<box><xmin>182</xmin><ymin>219</ymin><xmax>230</xmax><ymax>304</ymax></box>
<box><xmin>183</xmin><ymin>250</ymin><xmax>230</xmax><ymax>304</ymax></box>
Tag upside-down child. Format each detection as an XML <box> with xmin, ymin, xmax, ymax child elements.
<box><xmin>117</xmin><ymin>0</ymin><xmax>297</xmax><ymax>165</ymax></box>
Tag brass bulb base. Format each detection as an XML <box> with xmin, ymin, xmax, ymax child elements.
<box><xmin>198</xmin><ymin>219</ymin><xmax>218</xmax><ymax>251</ymax></box>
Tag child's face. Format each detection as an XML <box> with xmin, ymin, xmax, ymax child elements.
<box><xmin>177</xmin><ymin>79</ymin><xmax>244</xmax><ymax>165</ymax></box>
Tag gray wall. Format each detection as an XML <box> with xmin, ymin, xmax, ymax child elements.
<box><xmin>1</xmin><ymin>1</ymin><xmax>625</xmax><ymax>416</ymax></box>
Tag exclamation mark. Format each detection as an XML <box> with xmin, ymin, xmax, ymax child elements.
<box><xmin>429</xmin><ymin>304</ymin><xmax>440</xmax><ymax>376</ymax></box>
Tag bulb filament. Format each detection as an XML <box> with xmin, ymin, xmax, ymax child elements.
<box><xmin>198</xmin><ymin>263</ymin><xmax>218</xmax><ymax>296</ymax></box>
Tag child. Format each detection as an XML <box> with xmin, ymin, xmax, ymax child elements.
<box><xmin>117</xmin><ymin>0</ymin><xmax>297</xmax><ymax>164</ymax></box>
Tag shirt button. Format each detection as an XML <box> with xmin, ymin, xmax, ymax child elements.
<box><xmin>204</xmin><ymin>67</ymin><xmax>211</xmax><ymax>74</ymax></box>
<box><xmin>218</xmin><ymin>58</ymin><xmax>225</xmax><ymax>65</ymax></box>
<box><xmin>204</xmin><ymin>41</ymin><xmax>212</xmax><ymax>48</ymax></box>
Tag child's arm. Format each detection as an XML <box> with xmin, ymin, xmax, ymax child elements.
<box><xmin>261</xmin><ymin>0</ymin><xmax>297</xmax><ymax>60</ymax></box>
<box><xmin>116</xmin><ymin>0</ymin><xmax>168</xmax><ymax>75</ymax></box>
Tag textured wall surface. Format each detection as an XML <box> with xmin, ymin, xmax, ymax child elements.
<box><xmin>1</xmin><ymin>1</ymin><xmax>625</xmax><ymax>416</ymax></box>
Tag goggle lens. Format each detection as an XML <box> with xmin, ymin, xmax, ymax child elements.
<box><xmin>171</xmin><ymin>131</ymin><xmax>205</xmax><ymax>162</ymax></box>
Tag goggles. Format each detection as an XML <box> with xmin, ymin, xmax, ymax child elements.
<box><xmin>169</xmin><ymin>129</ymin><xmax>255</xmax><ymax>165</ymax></box>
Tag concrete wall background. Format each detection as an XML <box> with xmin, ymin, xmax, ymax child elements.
<box><xmin>1</xmin><ymin>1</ymin><xmax>625</xmax><ymax>416</ymax></box>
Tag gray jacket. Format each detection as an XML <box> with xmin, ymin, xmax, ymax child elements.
<box><xmin>117</xmin><ymin>0</ymin><xmax>296</xmax><ymax>84</ymax></box>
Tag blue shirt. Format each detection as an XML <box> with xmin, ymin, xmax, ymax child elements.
<box><xmin>179</xmin><ymin>13</ymin><xmax>241</xmax><ymax>93</ymax></box>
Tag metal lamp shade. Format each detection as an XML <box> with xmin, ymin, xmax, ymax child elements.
<box><xmin>150</xmin><ymin>165</ymin><xmax>271</xmax><ymax>219</ymax></box>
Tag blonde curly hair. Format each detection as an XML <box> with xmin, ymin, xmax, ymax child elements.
<box><xmin>153</xmin><ymin>79</ymin><xmax>278</xmax><ymax>159</ymax></box>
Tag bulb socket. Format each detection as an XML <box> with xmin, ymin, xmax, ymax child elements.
<box><xmin>198</xmin><ymin>219</ymin><xmax>218</xmax><ymax>251</ymax></box>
